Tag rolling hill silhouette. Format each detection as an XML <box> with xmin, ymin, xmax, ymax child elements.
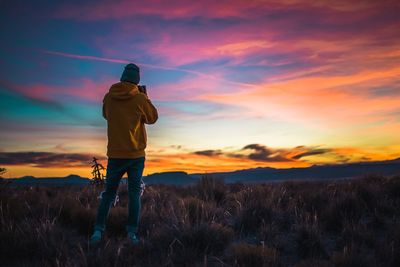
<box><xmin>5</xmin><ymin>158</ymin><xmax>400</xmax><ymax>186</ymax></box>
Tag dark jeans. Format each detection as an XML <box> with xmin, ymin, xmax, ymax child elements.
<box><xmin>94</xmin><ymin>157</ymin><xmax>145</xmax><ymax>234</ymax></box>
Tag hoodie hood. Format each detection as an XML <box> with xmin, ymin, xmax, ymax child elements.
<box><xmin>108</xmin><ymin>82</ymin><xmax>139</xmax><ymax>100</ymax></box>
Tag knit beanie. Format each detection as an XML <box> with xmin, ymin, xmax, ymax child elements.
<box><xmin>120</xmin><ymin>63</ymin><xmax>140</xmax><ymax>84</ymax></box>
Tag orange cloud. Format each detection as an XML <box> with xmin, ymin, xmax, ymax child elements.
<box><xmin>198</xmin><ymin>65</ymin><xmax>400</xmax><ymax>128</ymax></box>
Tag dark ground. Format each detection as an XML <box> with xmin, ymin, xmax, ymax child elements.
<box><xmin>1</xmin><ymin>174</ymin><xmax>399</xmax><ymax>266</ymax></box>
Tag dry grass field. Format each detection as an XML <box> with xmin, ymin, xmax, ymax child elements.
<box><xmin>1</xmin><ymin>175</ymin><xmax>399</xmax><ymax>266</ymax></box>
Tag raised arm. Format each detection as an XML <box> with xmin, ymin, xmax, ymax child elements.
<box><xmin>140</xmin><ymin>95</ymin><xmax>158</xmax><ymax>124</ymax></box>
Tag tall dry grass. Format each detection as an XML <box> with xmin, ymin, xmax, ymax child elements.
<box><xmin>0</xmin><ymin>174</ymin><xmax>399</xmax><ymax>266</ymax></box>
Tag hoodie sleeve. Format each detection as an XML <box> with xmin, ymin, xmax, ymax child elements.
<box><xmin>140</xmin><ymin>95</ymin><xmax>158</xmax><ymax>124</ymax></box>
<box><xmin>102</xmin><ymin>94</ymin><xmax>108</xmax><ymax>120</ymax></box>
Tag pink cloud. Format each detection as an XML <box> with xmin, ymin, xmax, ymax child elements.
<box><xmin>49</xmin><ymin>0</ymin><xmax>400</xmax><ymax>86</ymax></box>
<box><xmin>55</xmin><ymin>0</ymin><xmax>394</xmax><ymax>21</ymax></box>
<box><xmin>1</xmin><ymin>77</ymin><xmax>113</xmax><ymax>104</ymax></box>
<box><xmin>81</xmin><ymin>3</ymin><xmax>399</xmax><ymax>73</ymax></box>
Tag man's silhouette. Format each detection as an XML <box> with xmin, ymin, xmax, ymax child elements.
<box><xmin>90</xmin><ymin>63</ymin><xmax>158</xmax><ymax>245</ymax></box>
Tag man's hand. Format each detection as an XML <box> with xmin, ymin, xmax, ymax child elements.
<box><xmin>138</xmin><ymin>85</ymin><xmax>147</xmax><ymax>95</ymax></box>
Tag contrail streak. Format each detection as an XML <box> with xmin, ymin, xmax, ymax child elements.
<box><xmin>41</xmin><ymin>50</ymin><xmax>256</xmax><ymax>88</ymax></box>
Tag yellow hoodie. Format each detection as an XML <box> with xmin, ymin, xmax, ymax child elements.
<box><xmin>102</xmin><ymin>81</ymin><xmax>158</xmax><ymax>158</ymax></box>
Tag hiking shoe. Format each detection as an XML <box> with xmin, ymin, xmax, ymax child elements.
<box><xmin>127</xmin><ymin>232</ymin><xmax>140</xmax><ymax>245</ymax></box>
<box><xmin>89</xmin><ymin>230</ymin><xmax>102</xmax><ymax>246</ymax></box>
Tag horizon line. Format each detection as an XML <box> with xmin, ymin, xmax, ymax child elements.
<box><xmin>3</xmin><ymin>156</ymin><xmax>400</xmax><ymax>179</ymax></box>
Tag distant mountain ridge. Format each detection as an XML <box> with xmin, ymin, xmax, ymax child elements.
<box><xmin>8</xmin><ymin>174</ymin><xmax>91</xmax><ymax>185</ymax></box>
<box><xmin>191</xmin><ymin>157</ymin><xmax>400</xmax><ymax>183</ymax></box>
<box><xmin>143</xmin><ymin>171</ymin><xmax>197</xmax><ymax>185</ymax></box>
<box><xmin>3</xmin><ymin>158</ymin><xmax>400</xmax><ymax>186</ymax></box>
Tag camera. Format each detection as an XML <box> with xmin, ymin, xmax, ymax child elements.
<box><xmin>138</xmin><ymin>85</ymin><xmax>147</xmax><ymax>95</ymax></box>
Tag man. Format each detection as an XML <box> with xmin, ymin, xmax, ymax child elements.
<box><xmin>90</xmin><ymin>63</ymin><xmax>158</xmax><ymax>245</ymax></box>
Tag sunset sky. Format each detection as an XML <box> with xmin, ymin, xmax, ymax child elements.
<box><xmin>1</xmin><ymin>0</ymin><xmax>400</xmax><ymax>178</ymax></box>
